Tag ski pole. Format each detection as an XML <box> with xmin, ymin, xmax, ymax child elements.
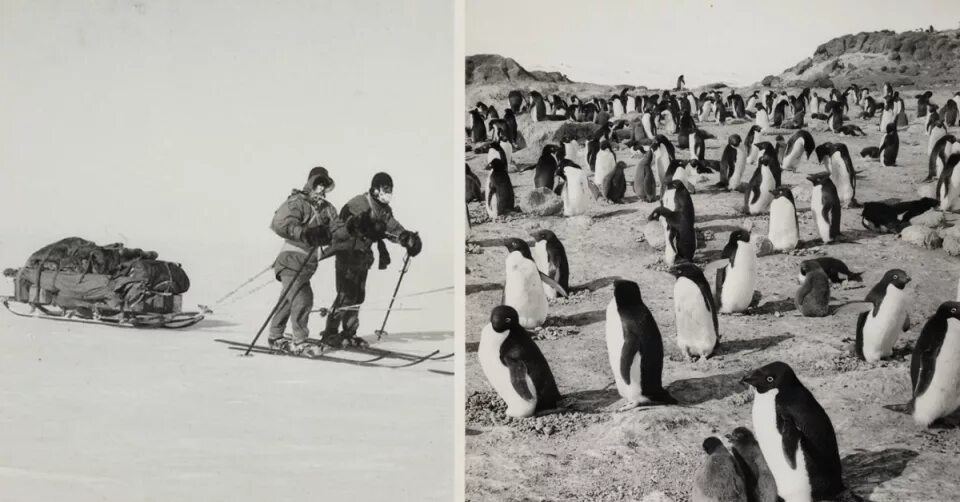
<box><xmin>374</xmin><ymin>252</ymin><xmax>411</xmax><ymax>340</ymax></box>
<box><xmin>242</xmin><ymin>247</ymin><xmax>318</xmax><ymax>356</ymax></box>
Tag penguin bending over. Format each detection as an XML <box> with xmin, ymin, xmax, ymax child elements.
<box><xmin>808</xmin><ymin>172</ymin><xmax>841</xmax><ymax>244</ymax></box>
<box><xmin>502</xmin><ymin>238</ymin><xmax>548</xmax><ymax>329</ymax></box>
<box><xmin>692</xmin><ymin>437</ymin><xmax>748</xmax><ymax>502</ymax></box>
<box><xmin>911</xmin><ymin>301</ymin><xmax>960</xmax><ymax>427</ymax></box>
<box><xmin>530</xmin><ymin>230</ymin><xmax>569</xmax><ymax>301</ymax></box>
<box><xmin>928</xmin><ymin>131</ymin><xmax>958</xmax><ymax>181</ymax></box>
<box><xmin>479</xmin><ymin>305</ymin><xmax>561</xmax><ymax>418</ymax></box>
<box><xmin>782</xmin><ymin>130</ymin><xmax>816</xmax><ymax>172</ymax></box>
<box><xmin>605</xmin><ymin>280</ymin><xmax>676</xmax><ymax>409</ymax></box>
<box><xmin>768</xmin><ymin>186</ymin><xmax>800</xmax><ymax>251</ymax></box>
<box><xmin>715</xmin><ymin>229</ymin><xmax>756</xmax><ymax>314</ymax></box>
<box><xmin>799</xmin><ymin>257</ymin><xmax>862</xmax><ymax>285</ymax></box>
<box><xmin>670</xmin><ymin>262</ymin><xmax>719</xmax><ymax>361</ymax></box>
<box><xmin>744</xmin><ymin>362</ymin><xmax>845</xmax><ymax>502</ymax></box>
<box><xmin>856</xmin><ymin>269</ymin><xmax>910</xmax><ymax>362</ymax></box>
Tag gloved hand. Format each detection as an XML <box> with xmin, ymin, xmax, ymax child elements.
<box><xmin>304</xmin><ymin>225</ymin><xmax>331</xmax><ymax>247</ymax></box>
<box><xmin>348</xmin><ymin>212</ymin><xmax>387</xmax><ymax>241</ymax></box>
<box><xmin>399</xmin><ymin>230</ymin><xmax>422</xmax><ymax>257</ymax></box>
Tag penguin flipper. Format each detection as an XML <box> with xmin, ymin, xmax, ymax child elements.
<box><xmin>775</xmin><ymin>412</ymin><xmax>802</xmax><ymax>470</ymax></box>
<box><xmin>715</xmin><ymin>266</ymin><xmax>727</xmax><ymax>309</ymax></box>
<box><xmin>619</xmin><ymin>334</ymin><xmax>641</xmax><ymax>386</ymax></box>
<box><xmin>539</xmin><ymin>271</ymin><xmax>568</xmax><ymax>298</ymax></box>
<box><xmin>854</xmin><ymin>311</ymin><xmax>867</xmax><ymax>360</ymax></box>
<box><xmin>500</xmin><ymin>354</ymin><xmax>534</xmax><ymax>401</ymax></box>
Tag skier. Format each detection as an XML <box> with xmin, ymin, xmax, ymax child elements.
<box><xmin>322</xmin><ymin>172</ymin><xmax>422</xmax><ymax>348</ymax></box>
<box><xmin>267</xmin><ymin>167</ymin><xmax>338</xmax><ymax>355</ymax></box>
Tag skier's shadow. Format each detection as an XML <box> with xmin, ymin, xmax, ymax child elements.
<box><xmin>843</xmin><ymin>448</ymin><xmax>919</xmax><ymax>499</ymax></box>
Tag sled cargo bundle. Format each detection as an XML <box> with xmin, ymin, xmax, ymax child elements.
<box><xmin>2</xmin><ymin>237</ymin><xmax>205</xmax><ymax>329</ymax></box>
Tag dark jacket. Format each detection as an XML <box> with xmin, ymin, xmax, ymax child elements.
<box><xmin>324</xmin><ymin>192</ymin><xmax>406</xmax><ymax>269</ymax></box>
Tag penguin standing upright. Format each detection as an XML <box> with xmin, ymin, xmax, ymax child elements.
<box><xmin>743</xmin><ymin>362</ymin><xmax>845</xmax><ymax>502</ymax></box>
<box><xmin>856</xmin><ymin>269</ymin><xmax>911</xmax><ymax>362</ymax></box>
<box><xmin>533</xmin><ymin>145</ymin><xmax>560</xmax><ymax>190</ymax></box>
<box><xmin>817</xmin><ymin>143</ymin><xmax>857</xmax><ymax>208</ymax></box>
<box><xmin>641</xmin><ymin>110</ymin><xmax>658</xmax><ymax>140</ymax></box>
<box><xmin>470</xmin><ymin>109</ymin><xmax>487</xmax><ymax>143</ymax></box>
<box><xmin>530</xmin><ymin>230</ymin><xmax>569</xmax><ymax>301</ymax></box>
<box><xmin>503</xmin><ymin>109</ymin><xmax>518</xmax><ymax>144</ymax></box>
<box><xmin>796</xmin><ymin>260</ymin><xmax>831</xmax><ymax>317</ymax></box>
<box><xmin>649</xmin><ymin>206</ymin><xmax>689</xmax><ymax>266</ymax></box>
<box><xmin>678</xmin><ymin>110</ymin><xmax>695</xmax><ymax>150</ymax></box>
<box><xmin>943</xmin><ymin>98</ymin><xmax>959</xmax><ymax>127</ymax></box>
<box><xmin>716</xmin><ymin>134</ymin><xmax>742</xmax><ymax>190</ymax></box>
<box><xmin>768</xmin><ymin>186</ymin><xmax>800</xmax><ymax>251</ymax></box>
<box><xmin>715</xmin><ymin>229</ymin><xmax>756</xmax><ymax>314</ymax></box>
<box><xmin>929</xmin><ymin>131</ymin><xmax>958</xmax><ymax>181</ymax></box>
<box><xmin>484</xmin><ymin>158</ymin><xmax>514</xmax><ymax>219</ymax></box>
<box><xmin>634</xmin><ymin>147</ymin><xmax>658</xmax><ymax>202</ymax></box>
<box><xmin>808</xmin><ymin>172</ymin><xmax>841</xmax><ymax>244</ymax></box>
<box><xmin>911</xmin><ymin>301</ymin><xmax>960</xmax><ymax>427</ymax></box>
<box><xmin>478</xmin><ymin>305</ymin><xmax>561</xmax><ymax>418</ymax></box>
<box><xmin>744</xmin><ymin>148</ymin><xmax>781</xmax><ymax>215</ymax></box>
<box><xmin>782</xmin><ymin>130</ymin><xmax>815</xmax><ymax>172</ymax></box>
<box><xmin>692</xmin><ymin>437</ymin><xmax>748</xmax><ymax>502</ymax></box>
<box><xmin>936</xmin><ymin>153</ymin><xmax>960</xmax><ymax>211</ymax></box>
<box><xmin>661</xmin><ymin>179</ymin><xmax>697</xmax><ymax>258</ymax></box>
<box><xmin>563</xmin><ymin>136</ymin><xmax>580</xmax><ymax>162</ymax></box>
<box><xmin>878</xmin><ymin>122</ymin><xmax>900</xmax><ymax>166</ymax></box>
<box><xmin>558</xmin><ymin>159</ymin><xmax>593</xmax><ymax>216</ymax></box>
<box><xmin>669</xmin><ymin>262</ymin><xmax>719</xmax><ymax>361</ymax></box>
<box><xmin>754</xmin><ymin>105</ymin><xmax>771</xmax><ymax>132</ymax></box>
<box><xmin>727</xmin><ymin>427</ymin><xmax>779</xmax><ymax>502</ymax></box>
<box><xmin>604</xmin><ymin>280</ymin><xmax>676</xmax><ymax>408</ymax></box>
<box><xmin>879</xmin><ymin>96</ymin><xmax>895</xmax><ymax>132</ymax></box>
<box><xmin>728</xmin><ymin>132</ymin><xmax>750</xmax><ymax>190</ymax></box>
<box><xmin>465</xmin><ymin>164</ymin><xmax>482</xmax><ymax>202</ymax></box>
<box><xmin>594</xmin><ymin>140</ymin><xmax>617</xmax><ymax>190</ymax></box>
<box><xmin>502</xmin><ymin>238</ymin><xmax>547</xmax><ymax>329</ymax></box>
<box><xmin>652</xmin><ymin>135</ymin><xmax>676</xmax><ymax>187</ymax></box>
<box><xmin>602</xmin><ymin>161</ymin><xmax>627</xmax><ymax>203</ymax></box>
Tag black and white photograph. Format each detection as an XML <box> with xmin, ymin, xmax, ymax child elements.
<box><xmin>464</xmin><ymin>0</ymin><xmax>960</xmax><ymax>500</ymax></box>
<box><xmin>0</xmin><ymin>1</ymin><xmax>454</xmax><ymax>500</ymax></box>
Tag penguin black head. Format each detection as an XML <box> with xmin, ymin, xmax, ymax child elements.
<box><xmin>799</xmin><ymin>259</ymin><xmax>824</xmax><ymax>277</ymax></box>
<box><xmin>486</xmin><ymin>157</ymin><xmax>507</xmax><ymax>172</ymax></box>
<box><xmin>504</xmin><ymin>238</ymin><xmax>533</xmax><ymax>260</ymax></box>
<box><xmin>814</xmin><ymin>143</ymin><xmax>833</xmax><ymax>164</ymax></box>
<box><xmin>726</xmin><ymin>426</ymin><xmax>756</xmax><ymax>444</ymax></box>
<box><xmin>770</xmin><ymin>186</ymin><xmax>795</xmax><ymax>203</ymax></box>
<box><xmin>600</xmin><ymin>140</ymin><xmax>611</xmax><ymax>151</ymax></box>
<box><xmin>749</xmin><ymin>125</ymin><xmax>761</xmax><ymax>135</ymax></box>
<box><xmin>742</xmin><ymin>361</ymin><xmax>799</xmax><ymax>394</ymax></box>
<box><xmin>728</xmin><ymin>229</ymin><xmax>750</xmax><ymax>245</ymax></box>
<box><xmin>667</xmin><ymin>261</ymin><xmax>702</xmax><ymax>280</ymax></box>
<box><xmin>885</xmin><ymin>122</ymin><xmax>897</xmax><ymax>134</ymax></box>
<box><xmin>529</xmin><ymin>229</ymin><xmax>559</xmax><ymax>243</ymax></box>
<box><xmin>807</xmin><ymin>172</ymin><xmax>831</xmax><ymax>186</ymax></box>
<box><xmin>541</xmin><ymin>144</ymin><xmax>559</xmax><ymax>157</ymax></box>
<box><xmin>879</xmin><ymin>269</ymin><xmax>910</xmax><ymax>290</ymax></box>
<box><xmin>648</xmin><ymin>206</ymin><xmax>667</xmax><ymax>221</ymax></box>
<box><xmin>666</xmin><ymin>179</ymin><xmax>687</xmax><ymax>192</ymax></box>
<box><xmin>727</xmin><ymin>134</ymin><xmax>742</xmax><ymax>147</ymax></box>
<box><xmin>702</xmin><ymin>436</ymin><xmax>725</xmax><ymax>454</ymax></box>
<box><xmin>934</xmin><ymin>301</ymin><xmax>960</xmax><ymax>321</ymax></box>
<box><xmin>489</xmin><ymin>305</ymin><xmax>520</xmax><ymax>332</ymax></box>
<box><xmin>613</xmin><ymin>279</ymin><xmax>643</xmax><ymax>306</ymax></box>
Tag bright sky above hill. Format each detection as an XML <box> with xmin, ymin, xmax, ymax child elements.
<box><xmin>467</xmin><ymin>0</ymin><xmax>960</xmax><ymax>88</ymax></box>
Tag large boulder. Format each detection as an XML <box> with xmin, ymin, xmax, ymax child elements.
<box><xmin>908</xmin><ymin>208</ymin><xmax>944</xmax><ymax>228</ymax></box>
<box><xmin>750</xmin><ymin>235</ymin><xmax>777</xmax><ymax>257</ymax></box>
<box><xmin>899</xmin><ymin>225</ymin><xmax>943</xmax><ymax>249</ymax></box>
<box><xmin>917</xmin><ymin>184</ymin><xmax>937</xmax><ymax>199</ymax></box>
<box><xmin>520</xmin><ymin>187</ymin><xmax>563</xmax><ymax>217</ymax></box>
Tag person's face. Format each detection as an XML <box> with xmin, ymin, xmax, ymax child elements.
<box><xmin>374</xmin><ymin>185</ymin><xmax>393</xmax><ymax>204</ymax></box>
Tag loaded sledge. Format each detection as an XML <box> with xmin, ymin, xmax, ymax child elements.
<box><xmin>2</xmin><ymin>237</ymin><xmax>207</xmax><ymax>329</ymax></box>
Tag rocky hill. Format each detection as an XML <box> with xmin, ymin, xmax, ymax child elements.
<box><xmin>764</xmin><ymin>28</ymin><xmax>960</xmax><ymax>88</ymax></box>
<box><xmin>466</xmin><ymin>54</ymin><xmax>572</xmax><ymax>85</ymax></box>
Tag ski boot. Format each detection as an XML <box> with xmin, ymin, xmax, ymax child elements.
<box><xmin>288</xmin><ymin>341</ymin><xmax>322</xmax><ymax>357</ymax></box>
<box><xmin>341</xmin><ymin>333</ymin><xmax>370</xmax><ymax>348</ymax></box>
<box><xmin>319</xmin><ymin>330</ymin><xmax>346</xmax><ymax>349</ymax></box>
<box><xmin>268</xmin><ymin>337</ymin><xmax>290</xmax><ymax>352</ymax></box>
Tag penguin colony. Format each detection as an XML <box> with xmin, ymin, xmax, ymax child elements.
<box><xmin>467</xmin><ymin>82</ymin><xmax>960</xmax><ymax>500</ymax></box>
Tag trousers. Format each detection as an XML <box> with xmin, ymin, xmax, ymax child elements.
<box><xmin>324</xmin><ymin>252</ymin><xmax>371</xmax><ymax>337</ymax></box>
<box><xmin>268</xmin><ymin>268</ymin><xmax>315</xmax><ymax>344</ymax></box>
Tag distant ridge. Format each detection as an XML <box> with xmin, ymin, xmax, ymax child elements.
<box><xmin>466</xmin><ymin>54</ymin><xmax>573</xmax><ymax>85</ymax></box>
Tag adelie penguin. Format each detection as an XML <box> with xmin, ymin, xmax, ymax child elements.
<box><xmin>530</xmin><ymin>230</ymin><xmax>569</xmax><ymax>301</ymax></box>
<box><xmin>727</xmin><ymin>427</ymin><xmax>779</xmax><ymax>502</ymax></box>
<box><xmin>936</xmin><ymin>153</ymin><xmax>960</xmax><ymax>211</ymax></box>
<box><xmin>744</xmin><ymin>147</ymin><xmax>781</xmax><ymax>215</ymax></box>
<box><xmin>593</xmin><ymin>140</ymin><xmax>617</xmax><ymax>191</ymax></box>
<box><xmin>855</xmin><ymin>269</ymin><xmax>910</xmax><ymax>363</ymax></box>
<box><xmin>911</xmin><ymin>301</ymin><xmax>960</xmax><ymax>427</ymax></box>
<box><xmin>715</xmin><ymin>229</ymin><xmax>757</xmax><ymax>314</ymax></box>
<box><xmin>815</xmin><ymin>142</ymin><xmax>857</xmax><ymax>208</ymax></box>
<box><xmin>808</xmin><ymin>172</ymin><xmax>841</xmax><ymax>244</ymax></box>
<box><xmin>768</xmin><ymin>186</ymin><xmax>800</xmax><ymax>252</ymax></box>
<box><xmin>669</xmin><ymin>261</ymin><xmax>719</xmax><ymax>361</ymax></box>
<box><xmin>633</xmin><ymin>146</ymin><xmax>658</xmax><ymax>202</ymax></box>
<box><xmin>502</xmin><ymin>238</ymin><xmax>548</xmax><ymax>329</ymax></box>
<box><xmin>465</xmin><ymin>164</ymin><xmax>482</xmax><ymax>203</ymax></box>
<box><xmin>860</xmin><ymin>122</ymin><xmax>899</xmax><ymax>166</ymax></box>
<box><xmin>928</xmin><ymin>130</ymin><xmax>958</xmax><ymax>181</ymax></box>
<box><xmin>728</xmin><ymin>132</ymin><xmax>751</xmax><ymax>190</ymax></box>
<box><xmin>604</xmin><ymin>280</ymin><xmax>677</xmax><ymax>410</ymax></box>
<box><xmin>798</xmin><ymin>257</ymin><xmax>862</xmax><ymax>285</ymax></box>
<box><xmin>601</xmin><ymin>161</ymin><xmax>627</xmax><ymax>203</ymax></box>
<box><xmin>533</xmin><ymin>145</ymin><xmax>561</xmax><ymax>190</ymax></box>
<box><xmin>479</xmin><ymin>305</ymin><xmax>561</xmax><ymax>418</ymax></box>
<box><xmin>796</xmin><ymin>260</ymin><xmax>831</xmax><ymax>317</ymax></box>
<box><xmin>782</xmin><ymin>130</ymin><xmax>816</xmax><ymax>172</ymax></box>
<box><xmin>660</xmin><ymin>180</ymin><xmax>697</xmax><ymax>257</ymax></box>
<box><xmin>557</xmin><ymin>159</ymin><xmax>593</xmax><ymax>217</ymax></box>
<box><xmin>484</xmin><ymin>158</ymin><xmax>514</xmax><ymax>219</ymax></box>
<box><xmin>861</xmin><ymin>198</ymin><xmax>939</xmax><ymax>233</ymax></box>
<box><xmin>649</xmin><ymin>206</ymin><xmax>691</xmax><ymax>266</ymax></box>
<box><xmin>469</xmin><ymin>109</ymin><xmax>487</xmax><ymax>143</ymax></box>
<box><xmin>715</xmin><ymin>134</ymin><xmax>743</xmax><ymax>190</ymax></box>
<box><xmin>743</xmin><ymin>362</ymin><xmax>845</xmax><ymax>502</ymax></box>
<box><xmin>692</xmin><ymin>437</ymin><xmax>748</xmax><ymax>502</ymax></box>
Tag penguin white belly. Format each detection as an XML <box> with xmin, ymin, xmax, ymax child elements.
<box><xmin>940</xmin><ymin>169</ymin><xmax>960</xmax><ymax>211</ymax></box>
<box><xmin>655</xmin><ymin>152</ymin><xmax>669</xmax><ymax>186</ymax></box>
<box><xmin>532</xmin><ymin>240</ymin><xmax>556</xmax><ymax>300</ymax></box>
<box><xmin>769</xmin><ymin>198</ymin><xmax>799</xmax><ymax>250</ymax></box>
<box><xmin>749</xmin><ymin>166</ymin><xmax>775</xmax><ymax>214</ymax></box>
<box><xmin>720</xmin><ymin>246</ymin><xmax>756</xmax><ymax>313</ymax></box>
<box><xmin>487</xmin><ymin>149</ymin><xmax>501</xmax><ymax>165</ymax></box>
<box><xmin>594</xmin><ymin>151</ymin><xmax>616</xmax><ymax>189</ymax></box>
<box><xmin>674</xmin><ymin>279</ymin><xmax>716</xmax><ymax>357</ymax></box>
<box><xmin>831</xmin><ymin>156</ymin><xmax>854</xmax><ymax>206</ymax></box>
<box><xmin>478</xmin><ymin>325</ymin><xmax>537</xmax><ymax>418</ymax></box>
<box><xmin>626</xmin><ymin>96</ymin><xmax>636</xmax><ymax>113</ymax></box>
<box><xmin>503</xmin><ymin>254</ymin><xmax>548</xmax><ymax>328</ymax></box>
<box><xmin>913</xmin><ymin>319</ymin><xmax>960</xmax><ymax>426</ymax></box>
<box><xmin>642</xmin><ymin>116</ymin><xmax>655</xmax><ymax>139</ymax></box>
<box><xmin>532</xmin><ymin>106</ymin><xmax>541</xmax><ymax>122</ymax></box>
<box><xmin>688</xmin><ymin>133</ymin><xmax>697</xmax><ymax>158</ymax></box>
<box><xmin>563</xmin><ymin>168</ymin><xmax>591</xmax><ymax>216</ymax></box>
<box><xmin>783</xmin><ymin>141</ymin><xmax>804</xmax><ymax>171</ymax></box>
<box><xmin>661</xmin><ymin>219</ymin><xmax>677</xmax><ymax>266</ymax></box>
<box><xmin>565</xmin><ymin>142</ymin><xmax>579</xmax><ymax>161</ymax></box>
<box><xmin>757</xmin><ymin>111</ymin><xmax>770</xmax><ymax>132</ymax></box>
<box><xmin>485</xmin><ymin>173</ymin><xmax>499</xmax><ymax>218</ymax></box>
<box><xmin>861</xmin><ymin>286</ymin><xmax>908</xmax><ymax>362</ymax></box>
<box><xmin>880</xmin><ymin>110</ymin><xmax>893</xmax><ymax>132</ymax></box>
<box><xmin>500</xmin><ymin>141</ymin><xmax>514</xmax><ymax>167</ymax></box>
<box><xmin>729</xmin><ymin>145</ymin><xmax>748</xmax><ymax>187</ymax></box>
<box><xmin>613</xmin><ymin>100</ymin><xmax>625</xmax><ymax>118</ymax></box>
<box><xmin>753</xmin><ymin>389</ymin><xmax>813</xmax><ymax>502</ymax></box>
<box><xmin>662</xmin><ymin>188</ymin><xmax>677</xmax><ymax>212</ymax></box>
<box><xmin>605</xmin><ymin>301</ymin><xmax>647</xmax><ymax>403</ymax></box>
<box><xmin>811</xmin><ymin>186</ymin><xmax>832</xmax><ymax>243</ymax></box>
<box><xmin>664</xmin><ymin>116</ymin><xmax>677</xmax><ymax>134</ymax></box>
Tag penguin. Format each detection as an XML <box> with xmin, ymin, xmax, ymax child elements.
<box><xmin>798</xmin><ymin>257</ymin><xmax>862</xmax><ymax>285</ymax></box>
<box><xmin>594</xmin><ymin>140</ymin><xmax>617</xmax><ymax>190</ymax></box>
<box><xmin>530</xmin><ymin>230</ymin><xmax>569</xmax><ymax>301</ymax></box>
<box><xmin>861</xmin><ymin>123</ymin><xmax>899</xmax><ymax>166</ymax></box>
<box><xmin>782</xmin><ymin>130</ymin><xmax>815</xmax><ymax>172</ymax></box>
<box><xmin>563</xmin><ymin>137</ymin><xmax>580</xmax><ymax>163</ymax></box>
<box><xmin>768</xmin><ymin>186</ymin><xmax>800</xmax><ymax>252</ymax></box>
<box><xmin>661</xmin><ymin>179</ymin><xmax>697</xmax><ymax>258</ymax></box>
<box><xmin>715</xmin><ymin>134</ymin><xmax>742</xmax><ymax>190</ymax></box>
<box><xmin>507</xmin><ymin>90</ymin><xmax>524</xmax><ymax>112</ymax></box>
<box><xmin>727</xmin><ymin>427</ymin><xmax>779</xmax><ymax>502</ymax></box>
<box><xmin>669</xmin><ymin>261</ymin><xmax>719</xmax><ymax>361</ymax></box>
<box><xmin>487</xmin><ymin>138</ymin><xmax>513</xmax><ymax>168</ymax></box>
<box><xmin>937</xmin><ymin>153</ymin><xmax>960</xmax><ymax>211</ymax></box>
<box><xmin>879</xmin><ymin>96</ymin><xmax>895</xmax><ymax>132</ymax></box>
<box><xmin>728</xmin><ymin>132</ymin><xmax>751</xmax><ymax>190</ymax></box>
<box><xmin>661</xmin><ymin>108</ymin><xmax>678</xmax><ymax>134</ymax></box>
<box><xmin>530</xmin><ymin>91</ymin><xmax>547</xmax><ymax>122</ymax></box>
<box><xmin>648</xmin><ymin>206</ymin><xmax>689</xmax><ymax>266</ymax></box>
<box><xmin>465</xmin><ymin>164</ymin><xmax>482</xmax><ymax>202</ymax></box>
<box><xmin>692</xmin><ymin>437</ymin><xmax>748</xmax><ymax>502</ymax></box>
<box><xmin>743</xmin><ymin>361</ymin><xmax>844</xmax><ymax>502</ymax></box>
<box><xmin>911</xmin><ymin>301</ymin><xmax>960</xmax><ymax>427</ymax></box>
<box><xmin>558</xmin><ymin>159</ymin><xmax>593</xmax><ymax>217</ymax></box>
<box><xmin>484</xmin><ymin>158</ymin><xmax>514</xmax><ymax>219</ymax></box>
<box><xmin>796</xmin><ymin>260</ymin><xmax>831</xmax><ymax>317</ymax></box>
<box><xmin>478</xmin><ymin>305</ymin><xmax>561</xmax><ymax>418</ymax></box>
<box><xmin>533</xmin><ymin>145</ymin><xmax>560</xmax><ymax>190</ymax></box>
<box><xmin>929</xmin><ymin>132</ymin><xmax>958</xmax><ymax>181</ymax></box>
<box><xmin>664</xmin><ymin>159</ymin><xmax>692</xmax><ymax>194</ymax></box>
<box><xmin>744</xmin><ymin>149</ymin><xmax>781</xmax><ymax>215</ymax></box>
<box><xmin>503</xmin><ymin>109</ymin><xmax>518</xmax><ymax>143</ymax></box>
<box><xmin>928</xmin><ymin>120</ymin><xmax>947</xmax><ymax>156</ymax></box>
<box><xmin>652</xmin><ymin>135</ymin><xmax>676</xmax><ymax>187</ymax></box>
<box><xmin>861</xmin><ymin>199</ymin><xmax>937</xmax><ymax>233</ymax></box>
<box><xmin>602</xmin><ymin>161</ymin><xmax>627</xmax><ymax>203</ymax></box>
<box><xmin>943</xmin><ymin>98</ymin><xmax>958</xmax><ymax>127</ymax></box>
<box><xmin>715</xmin><ymin>229</ymin><xmax>756</xmax><ymax>314</ymax></box>
<box><xmin>502</xmin><ymin>238</ymin><xmax>548</xmax><ymax>329</ymax></box>
<box><xmin>808</xmin><ymin>172</ymin><xmax>841</xmax><ymax>244</ymax></box>
<box><xmin>641</xmin><ymin>110</ymin><xmax>658</xmax><ymax>140</ymax></box>
<box><xmin>772</xmin><ymin>100</ymin><xmax>789</xmax><ymax>128</ymax></box>
<box><xmin>678</xmin><ymin>110</ymin><xmax>696</xmax><ymax>150</ymax></box>
<box><xmin>634</xmin><ymin>146</ymin><xmax>658</xmax><ymax>202</ymax></box>
<box><xmin>469</xmin><ymin>109</ymin><xmax>487</xmax><ymax>143</ymax></box>
<box><xmin>604</xmin><ymin>280</ymin><xmax>676</xmax><ymax>409</ymax></box>
<box><xmin>818</xmin><ymin>143</ymin><xmax>857</xmax><ymax>208</ymax></box>
<box><xmin>754</xmin><ymin>104</ymin><xmax>771</xmax><ymax>132</ymax></box>
<box><xmin>774</xmin><ymin>135</ymin><xmax>787</xmax><ymax>165</ymax></box>
<box><xmin>855</xmin><ymin>269</ymin><xmax>910</xmax><ymax>363</ymax></box>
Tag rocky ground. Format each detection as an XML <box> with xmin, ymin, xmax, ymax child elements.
<box><xmin>464</xmin><ymin>87</ymin><xmax>960</xmax><ymax>501</ymax></box>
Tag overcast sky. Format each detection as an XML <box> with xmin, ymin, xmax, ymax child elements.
<box><xmin>467</xmin><ymin>0</ymin><xmax>960</xmax><ymax>88</ymax></box>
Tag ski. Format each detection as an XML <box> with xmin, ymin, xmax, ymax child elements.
<box><xmin>294</xmin><ymin>336</ymin><xmax>454</xmax><ymax>362</ymax></box>
<box><xmin>2</xmin><ymin>298</ymin><xmax>206</xmax><ymax>329</ymax></box>
<box><xmin>216</xmin><ymin>339</ymin><xmax>440</xmax><ymax>368</ymax></box>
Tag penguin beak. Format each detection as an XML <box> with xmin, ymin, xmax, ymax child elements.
<box><xmin>740</xmin><ymin>372</ymin><xmax>760</xmax><ymax>387</ymax></box>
